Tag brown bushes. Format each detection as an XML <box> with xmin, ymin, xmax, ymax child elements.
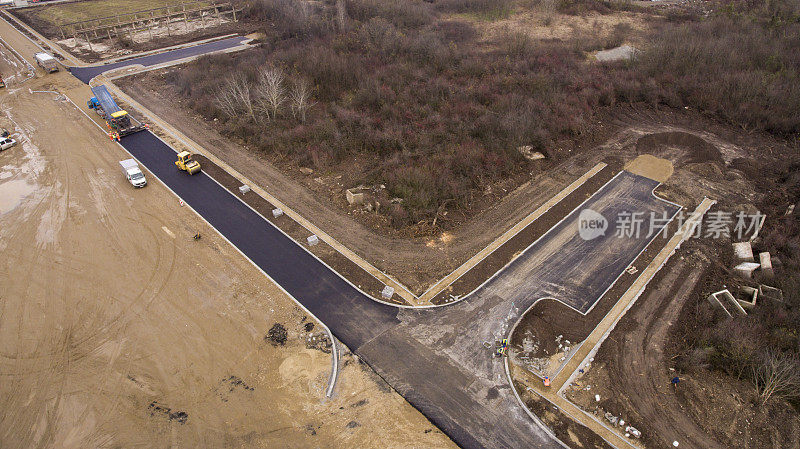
<box><xmin>632</xmin><ymin>2</ymin><xmax>800</xmax><ymax>135</ymax></box>
<box><xmin>177</xmin><ymin>0</ymin><xmax>800</xmax><ymax>229</ymax></box>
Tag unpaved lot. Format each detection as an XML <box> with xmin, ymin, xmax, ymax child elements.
<box><xmin>564</xmin><ymin>242</ymin><xmax>800</xmax><ymax>449</ymax></box>
<box><xmin>0</xmin><ymin>77</ymin><xmax>454</xmax><ymax>448</ymax></box>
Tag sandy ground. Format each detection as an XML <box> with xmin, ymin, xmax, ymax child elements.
<box><xmin>0</xmin><ymin>72</ymin><xmax>454</xmax><ymax>449</ymax></box>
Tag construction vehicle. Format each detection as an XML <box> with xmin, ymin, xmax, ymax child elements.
<box><xmin>34</xmin><ymin>52</ymin><xmax>59</xmax><ymax>73</ymax></box>
<box><xmin>87</xmin><ymin>85</ymin><xmax>148</xmax><ymax>139</ymax></box>
<box><xmin>0</xmin><ymin>76</ymin><xmax>5</xmax><ymax>88</ymax></box>
<box><xmin>119</xmin><ymin>159</ymin><xmax>147</xmax><ymax>187</ymax></box>
<box><xmin>175</xmin><ymin>151</ymin><xmax>201</xmax><ymax>175</ymax></box>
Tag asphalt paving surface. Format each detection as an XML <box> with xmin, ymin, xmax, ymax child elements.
<box><xmin>76</xmin><ymin>41</ymin><xmax>681</xmax><ymax>448</ymax></box>
<box><xmin>68</xmin><ymin>36</ymin><xmax>249</xmax><ymax>83</ymax></box>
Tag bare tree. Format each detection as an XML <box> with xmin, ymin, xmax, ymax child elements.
<box><xmin>335</xmin><ymin>0</ymin><xmax>348</xmax><ymax>32</ymax></box>
<box><xmin>752</xmin><ymin>349</ymin><xmax>800</xmax><ymax>405</ymax></box>
<box><xmin>214</xmin><ymin>74</ymin><xmax>257</xmax><ymax>122</ymax></box>
<box><xmin>289</xmin><ymin>78</ymin><xmax>315</xmax><ymax>123</ymax></box>
<box><xmin>255</xmin><ymin>66</ymin><xmax>286</xmax><ymax>120</ymax></box>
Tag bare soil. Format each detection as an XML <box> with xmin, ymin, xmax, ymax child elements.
<box><xmin>564</xmin><ymin>240</ymin><xmax>800</xmax><ymax>449</ymax></box>
<box><xmin>512</xmin><ymin>377</ymin><xmax>614</xmax><ymax>449</ymax></box>
<box><xmin>0</xmin><ymin>67</ymin><xmax>455</xmax><ymax>448</ymax></box>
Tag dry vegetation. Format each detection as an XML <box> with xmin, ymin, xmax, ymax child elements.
<box><xmin>672</xmin><ymin>172</ymin><xmax>800</xmax><ymax>411</ymax></box>
<box><xmin>163</xmin><ymin>0</ymin><xmax>800</xmax><ymax>230</ymax></box>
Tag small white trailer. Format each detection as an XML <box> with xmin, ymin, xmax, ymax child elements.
<box><xmin>34</xmin><ymin>52</ymin><xmax>59</xmax><ymax>73</ymax></box>
<box><xmin>119</xmin><ymin>159</ymin><xmax>147</xmax><ymax>187</ymax></box>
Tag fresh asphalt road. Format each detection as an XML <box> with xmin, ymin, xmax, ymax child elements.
<box><xmin>69</xmin><ymin>41</ymin><xmax>678</xmax><ymax>448</ymax></box>
<box><xmin>68</xmin><ymin>36</ymin><xmax>250</xmax><ymax>83</ymax></box>
<box><xmin>497</xmin><ymin>171</ymin><xmax>680</xmax><ymax>314</ymax></box>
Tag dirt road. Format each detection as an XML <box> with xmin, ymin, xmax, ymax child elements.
<box><xmin>566</xmin><ymin>253</ymin><xmax>722</xmax><ymax>449</ymax></box>
<box><xmin>0</xmin><ymin>67</ymin><xmax>454</xmax><ymax>449</ymax></box>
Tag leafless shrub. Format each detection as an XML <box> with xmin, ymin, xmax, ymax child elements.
<box><xmin>255</xmin><ymin>66</ymin><xmax>286</xmax><ymax>120</ymax></box>
<box><xmin>336</xmin><ymin>0</ymin><xmax>348</xmax><ymax>31</ymax></box>
<box><xmin>751</xmin><ymin>349</ymin><xmax>800</xmax><ymax>405</ymax></box>
<box><xmin>290</xmin><ymin>78</ymin><xmax>315</xmax><ymax>123</ymax></box>
<box><xmin>214</xmin><ymin>74</ymin><xmax>254</xmax><ymax>120</ymax></box>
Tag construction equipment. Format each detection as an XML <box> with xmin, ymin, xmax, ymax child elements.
<box><xmin>175</xmin><ymin>151</ymin><xmax>201</xmax><ymax>175</ymax></box>
<box><xmin>0</xmin><ymin>76</ymin><xmax>5</xmax><ymax>88</ymax></box>
<box><xmin>87</xmin><ymin>85</ymin><xmax>148</xmax><ymax>138</ymax></box>
<box><xmin>34</xmin><ymin>52</ymin><xmax>59</xmax><ymax>73</ymax></box>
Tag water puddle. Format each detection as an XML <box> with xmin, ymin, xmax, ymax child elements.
<box><xmin>0</xmin><ymin>178</ymin><xmax>36</xmax><ymax>215</ymax></box>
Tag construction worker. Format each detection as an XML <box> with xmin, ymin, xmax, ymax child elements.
<box><xmin>671</xmin><ymin>376</ymin><xmax>680</xmax><ymax>389</ymax></box>
<box><xmin>543</xmin><ymin>376</ymin><xmax>551</xmax><ymax>387</ymax></box>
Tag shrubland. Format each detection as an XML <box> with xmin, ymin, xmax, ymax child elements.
<box><xmin>167</xmin><ymin>0</ymin><xmax>800</xmax><ymax>229</ymax></box>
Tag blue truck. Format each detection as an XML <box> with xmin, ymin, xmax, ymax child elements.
<box><xmin>87</xmin><ymin>85</ymin><xmax>147</xmax><ymax>138</ymax></box>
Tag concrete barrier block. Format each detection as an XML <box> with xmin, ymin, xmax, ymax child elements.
<box><xmin>733</xmin><ymin>242</ymin><xmax>754</xmax><ymax>261</ymax></box>
<box><xmin>381</xmin><ymin>285</ymin><xmax>395</xmax><ymax>299</ymax></box>
<box><xmin>759</xmin><ymin>252</ymin><xmax>772</xmax><ymax>269</ymax></box>
<box><xmin>738</xmin><ymin>286</ymin><xmax>758</xmax><ymax>310</ymax></box>
<box><xmin>346</xmin><ymin>189</ymin><xmax>365</xmax><ymax>205</ymax></box>
<box><xmin>734</xmin><ymin>262</ymin><xmax>760</xmax><ymax>278</ymax></box>
<box><xmin>759</xmin><ymin>284</ymin><xmax>783</xmax><ymax>302</ymax></box>
<box><xmin>238</xmin><ymin>185</ymin><xmax>250</xmax><ymax>194</ymax></box>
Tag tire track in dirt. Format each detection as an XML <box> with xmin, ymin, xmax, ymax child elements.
<box><xmin>601</xmin><ymin>258</ymin><xmax>723</xmax><ymax>449</ymax></box>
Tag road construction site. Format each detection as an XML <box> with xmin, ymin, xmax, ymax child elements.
<box><xmin>0</xmin><ymin>19</ymin><xmax>454</xmax><ymax>449</ymax></box>
<box><xmin>3</xmin><ymin>2</ymin><xmax>791</xmax><ymax>449</ymax></box>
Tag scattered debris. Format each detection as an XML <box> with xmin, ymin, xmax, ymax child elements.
<box><xmin>759</xmin><ymin>284</ymin><xmax>783</xmax><ymax>302</ymax></box>
<box><xmin>707</xmin><ymin>289</ymin><xmax>746</xmax><ymax>317</ymax></box>
<box><xmin>595</xmin><ymin>45</ymin><xmax>637</xmax><ymax>62</ymax></box>
<box><xmin>381</xmin><ymin>285</ymin><xmax>394</xmax><ymax>300</ymax></box>
<box><xmin>517</xmin><ymin>145</ymin><xmax>546</xmax><ymax>161</ymax></box>
<box><xmin>738</xmin><ymin>286</ymin><xmax>758</xmax><ymax>310</ymax></box>
<box><xmin>148</xmin><ymin>401</ymin><xmax>188</xmax><ymax>424</ymax></box>
<box><xmin>625</xmin><ymin>426</ymin><xmax>641</xmax><ymax>438</ymax></box>
<box><xmin>307</xmin><ymin>234</ymin><xmax>319</xmax><ymax>246</ymax></box>
<box><xmin>272</xmin><ymin>208</ymin><xmax>283</xmax><ymax>218</ymax></box>
<box><xmin>299</xmin><ymin>167</ymin><xmax>314</xmax><ymax>175</ymax></box>
<box><xmin>266</xmin><ymin>323</ymin><xmax>288</xmax><ymax>346</ymax></box>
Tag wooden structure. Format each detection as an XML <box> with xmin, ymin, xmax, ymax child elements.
<box><xmin>58</xmin><ymin>1</ymin><xmax>240</xmax><ymax>49</ymax></box>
